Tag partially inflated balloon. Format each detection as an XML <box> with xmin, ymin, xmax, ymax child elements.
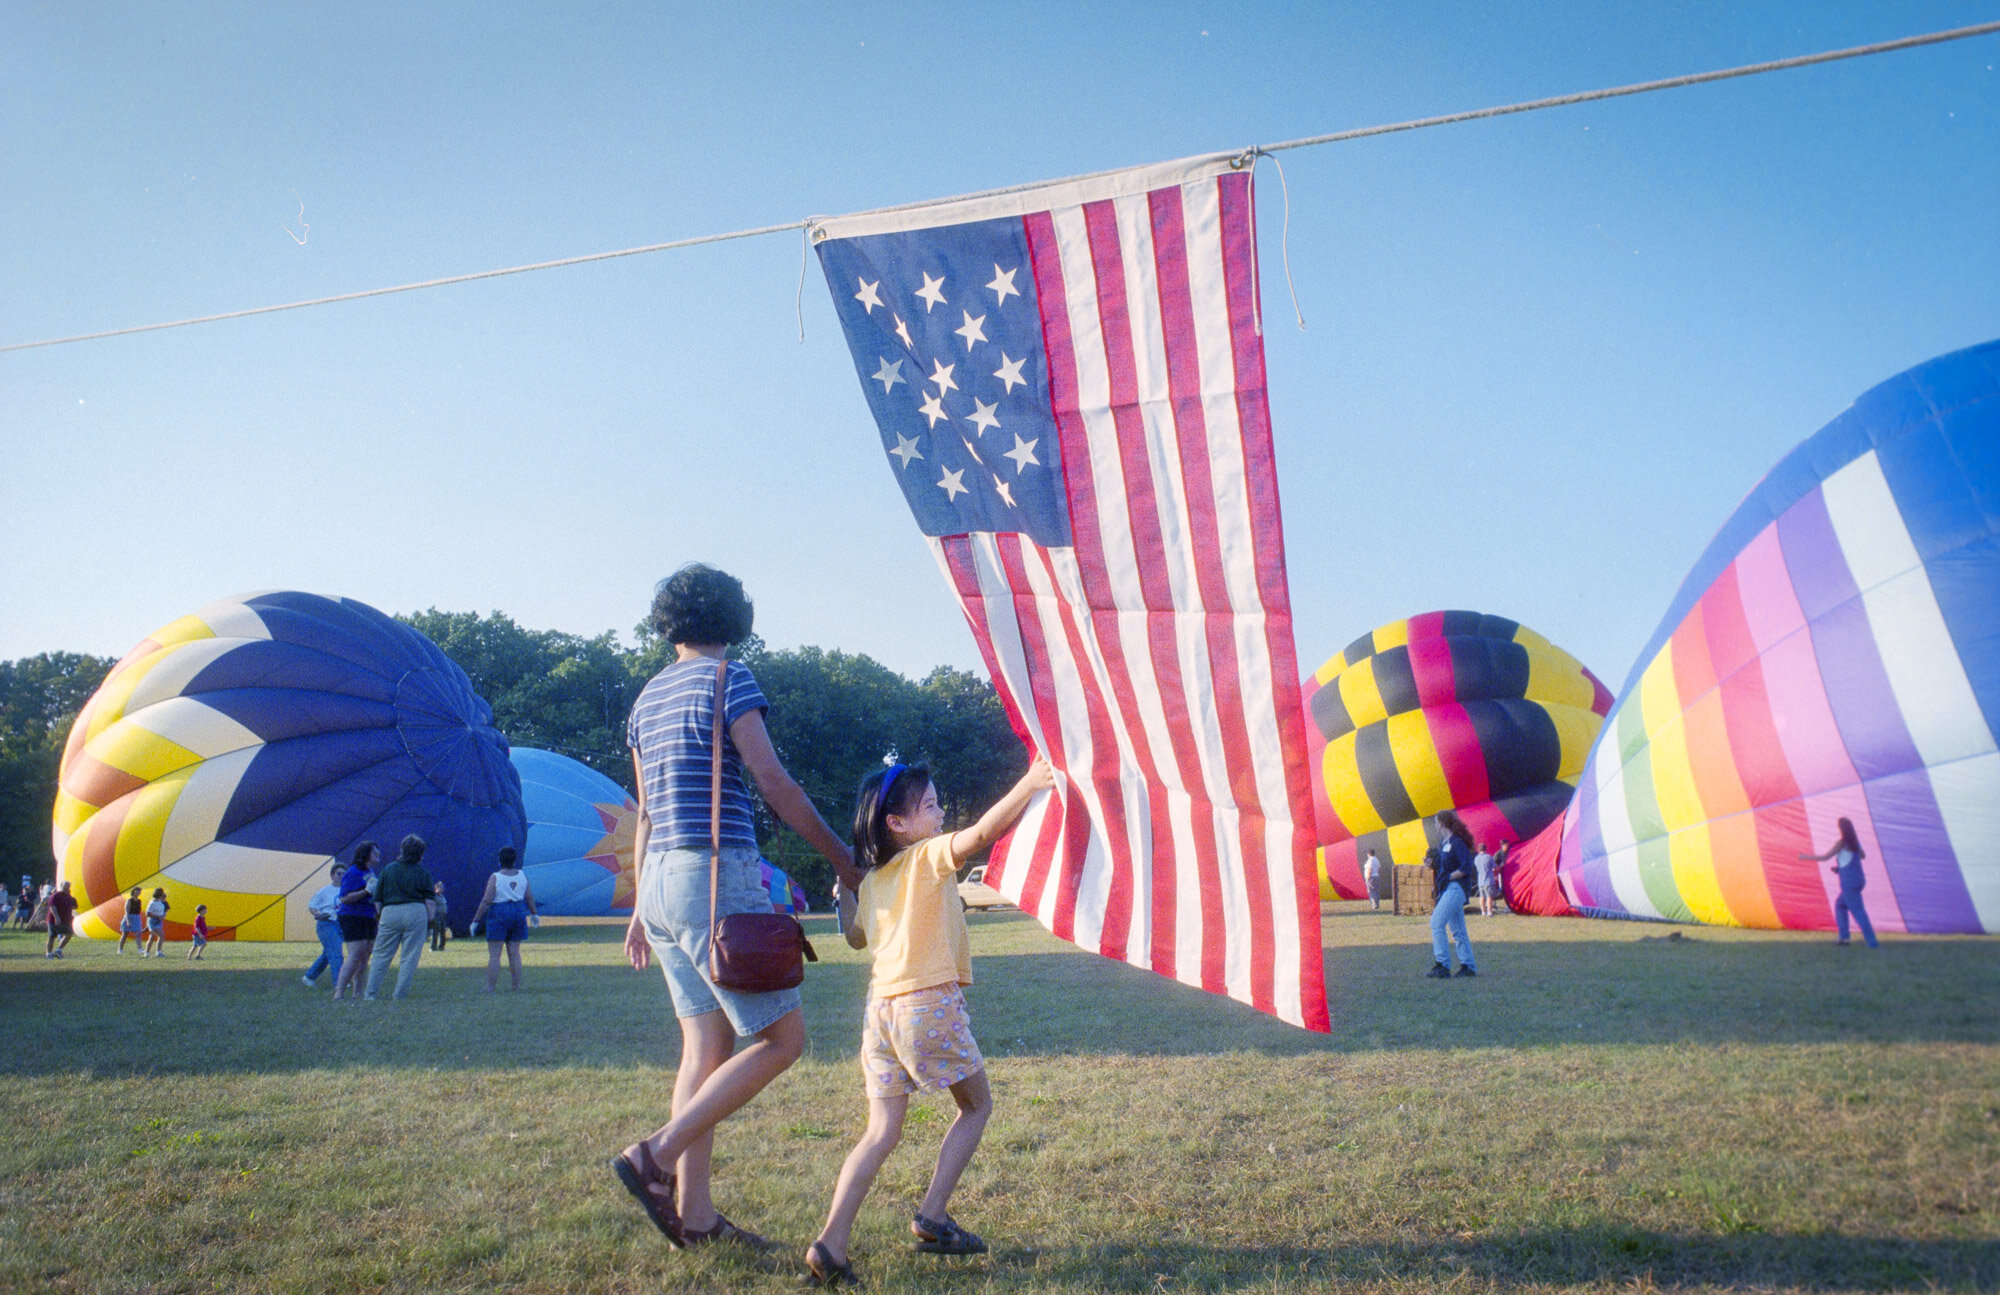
<box><xmin>53</xmin><ymin>592</ymin><xmax>524</xmax><ymax>941</ymax></box>
<box><xmin>1305</xmin><ymin>612</ymin><xmax>1611</xmax><ymax>899</ymax></box>
<box><xmin>513</xmin><ymin>747</ymin><xmax>640</xmax><ymax>916</ymax></box>
<box><xmin>761</xmin><ymin>858</ymin><xmax>810</xmax><ymax>915</ymax></box>
<box><xmin>1526</xmin><ymin>341</ymin><xmax>2000</xmax><ymax>932</ymax></box>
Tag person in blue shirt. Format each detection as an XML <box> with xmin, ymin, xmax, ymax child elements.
<box><xmin>1427</xmin><ymin>810</ymin><xmax>1478</xmax><ymax>978</ymax></box>
<box><xmin>331</xmin><ymin>842</ymin><xmax>381</xmax><ymax>1001</ymax></box>
<box><xmin>1801</xmin><ymin>817</ymin><xmax>1878</xmax><ymax>948</ymax></box>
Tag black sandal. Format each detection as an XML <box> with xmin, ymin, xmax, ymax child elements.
<box><xmin>684</xmin><ymin>1212</ymin><xmax>775</xmax><ymax>1251</ymax></box>
<box><xmin>911</xmin><ymin>1212</ymin><xmax>987</xmax><ymax>1255</ymax></box>
<box><xmin>804</xmin><ymin>1240</ymin><xmax>859</xmax><ymax>1286</ymax></box>
<box><xmin>610</xmin><ymin>1142</ymin><xmax>683</xmax><ymax>1248</ymax></box>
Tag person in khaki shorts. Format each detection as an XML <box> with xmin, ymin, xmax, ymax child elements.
<box><xmin>803</xmin><ymin>756</ymin><xmax>1054</xmax><ymax>1287</ymax></box>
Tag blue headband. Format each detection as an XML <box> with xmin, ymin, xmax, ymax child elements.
<box><xmin>879</xmin><ymin>763</ymin><xmax>908</xmax><ymax>810</ymax></box>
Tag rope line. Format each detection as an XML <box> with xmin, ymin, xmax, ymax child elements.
<box><xmin>1254</xmin><ymin>19</ymin><xmax>2000</xmax><ymax>154</ymax></box>
<box><xmin>5</xmin><ymin>18</ymin><xmax>1994</xmax><ymax>355</ymax></box>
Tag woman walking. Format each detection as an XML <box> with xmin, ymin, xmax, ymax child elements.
<box><xmin>1427</xmin><ymin>810</ymin><xmax>1478</xmax><ymax>978</ymax></box>
<box><xmin>611</xmin><ymin>564</ymin><xmax>857</xmax><ymax>1251</ymax></box>
<box><xmin>1802</xmin><ymin>817</ymin><xmax>1878</xmax><ymax>947</ymax></box>
<box><xmin>471</xmin><ymin>847</ymin><xmax>538</xmax><ymax>991</ymax></box>
<box><xmin>331</xmin><ymin>843</ymin><xmax>380</xmax><ymax>1002</ymax></box>
<box><xmin>363</xmin><ymin>836</ymin><xmax>438</xmax><ymax>1000</ymax></box>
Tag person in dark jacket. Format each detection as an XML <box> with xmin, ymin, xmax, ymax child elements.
<box><xmin>363</xmin><ymin>835</ymin><xmax>438</xmax><ymax>1000</ymax></box>
<box><xmin>1427</xmin><ymin>810</ymin><xmax>1478</xmax><ymax>978</ymax></box>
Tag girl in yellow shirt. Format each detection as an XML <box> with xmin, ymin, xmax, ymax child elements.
<box><xmin>804</xmin><ymin>756</ymin><xmax>1053</xmax><ymax>1286</ymax></box>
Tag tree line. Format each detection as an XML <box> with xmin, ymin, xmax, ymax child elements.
<box><xmin>0</xmin><ymin>614</ymin><xmax>1024</xmax><ymax>905</ymax></box>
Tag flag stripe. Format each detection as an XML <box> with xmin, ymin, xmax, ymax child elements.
<box><xmin>1149</xmin><ymin>182</ymin><xmax>1279</xmax><ymax>1014</ymax></box>
<box><xmin>1080</xmin><ymin>197</ymin><xmax>1232</xmax><ymax>994</ymax></box>
<box><xmin>1028</xmin><ymin>207</ymin><xmax>1190</xmax><ymax>982</ymax></box>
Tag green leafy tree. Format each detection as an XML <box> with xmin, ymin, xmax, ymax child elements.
<box><xmin>0</xmin><ymin>652</ymin><xmax>117</xmax><ymax>886</ymax></box>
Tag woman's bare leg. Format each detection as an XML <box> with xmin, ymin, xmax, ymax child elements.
<box><xmin>625</xmin><ymin>1009</ymin><xmax>805</xmax><ymax>1232</ymax></box>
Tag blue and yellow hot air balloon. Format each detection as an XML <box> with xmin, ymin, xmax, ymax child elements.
<box><xmin>1514</xmin><ymin>340</ymin><xmax>2000</xmax><ymax>933</ymax></box>
<box><xmin>513</xmin><ymin>747</ymin><xmax>640</xmax><ymax>916</ymax></box>
<box><xmin>53</xmin><ymin>592</ymin><xmax>524</xmax><ymax>942</ymax></box>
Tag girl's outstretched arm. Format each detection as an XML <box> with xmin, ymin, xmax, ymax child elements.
<box><xmin>948</xmin><ymin>757</ymin><xmax>1055</xmax><ymax>865</ymax></box>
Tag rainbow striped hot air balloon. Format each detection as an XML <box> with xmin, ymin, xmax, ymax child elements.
<box><xmin>53</xmin><ymin>593</ymin><xmax>524</xmax><ymax>942</ymax></box>
<box><xmin>1534</xmin><ymin>340</ymin><xmax>2000</xmax><ymax>933</ymax></box>
<box><xmin>1306</xmin><ymin>612</ymin><xmax>1611</xmax><ymax>899</ymax></box>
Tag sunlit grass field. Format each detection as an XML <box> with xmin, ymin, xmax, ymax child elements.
<box><xmin>1</xmin><ymin>903</ymin><xmax>1995</xmax><ymax>1293</ymax></box>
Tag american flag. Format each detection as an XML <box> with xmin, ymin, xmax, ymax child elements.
<box><xmin>815</xmin><ymin>154</ymin><xmax>1328</xmax><ymax>1032</ymax></box>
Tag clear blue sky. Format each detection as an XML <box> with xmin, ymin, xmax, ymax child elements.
<box><xmin>4</xmin><ymin>2</ymin><xmax>1996</xmax><ymax>696</ymax></box>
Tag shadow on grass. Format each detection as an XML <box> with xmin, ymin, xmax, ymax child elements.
<box><xmin>977</xmin><ymin>1228</ymin><xmax>2000</xmax><ymax>1291</ymax></box>
<box><xmin>1</xmin><ymin>912</ymin><xmax>1993</xmax><ymax>1077</ymax></box>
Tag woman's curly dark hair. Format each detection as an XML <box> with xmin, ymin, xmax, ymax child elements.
<box><xmin>650</xmin><ymin>564</ymin><xmax>755</xmax><ymax>646</ymax></box>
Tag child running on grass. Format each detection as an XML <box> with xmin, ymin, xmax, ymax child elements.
<box><xmin>187</xmin><ymin>905</ymin><xmax>209</xmax><ymax>959</ymax></box>
<box><xmin>803</xmin><ymin>756</ymin><xmax>1054</xmax><ymax>1287</ymax></box>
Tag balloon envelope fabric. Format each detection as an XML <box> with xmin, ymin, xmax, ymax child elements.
<box><xmin>53</xmin><ymin>592</ymin><xmax>525</xmax><ymax>941</ymax></box>
<box><xmin>513</xmin><ymin>747</ymin><xmax>639</xmax><ymax>916</ymax></box>
<box><xmin>1305</xmin><ymin>611</ymin><xmax>1612</xmax><ymax>899</ymax></box>
<box><xmin>1551</xmin><ymin>340</ymin><xmax>2000</xmax><ymax>933</ymax></box>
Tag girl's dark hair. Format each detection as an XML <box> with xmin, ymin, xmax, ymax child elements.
<box><xmin>497</xmin><ymin>846</ymin><xmax>518</xmax><ymax>868</ymax></box>
<box><xmin>851</xmin><ymin>763</ymin><xmax>932</xmax><ymax>871</ymax></box>
<box><xmin>650</xmin><ymin>564</ymin><xmax>755</xmax><ymax>646</ymax></box>
<box><xmin>351</xmin><ymin>842</ymin><xmax>378</xmax><ymax>866</ymax></box>
<box><xmin>1836</xmin><ymin>817</ymin><xmax>1865</xmax><ymax>860</ymax></box>
<box><xmin>398</xmin><ymin>834</ymin><xmax>426</xmax><ymax>862</ymax></box>
<box><xmin>1435</xmin><ymin>810</ymin><xmax>1474</xmax><ymax>849</ymax></box>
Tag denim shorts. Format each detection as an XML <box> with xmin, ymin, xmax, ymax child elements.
<box><xmin>485</xmin><ymin>901</ymin><xmax>529</xmax><ymax>944</ymax></box>
<box><xmin>637</xmin><ymin>846</ymin><xmax>801</xmax><ymax>1037</ymax></box>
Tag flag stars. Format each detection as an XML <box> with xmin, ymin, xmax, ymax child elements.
<box><xmin>954</xmin><ymin>310</ymin><xmax>988</xmax><ymax>351</ymax></box>
<box><xmin>965</xmin><ymin>398</ymin><xmax>1000</xmax><ymax>436</ymax></box>
<box><xmin>928</xmin><ymin>359</ymin><xmax>958</xmax><ymax>395</ymax></box>
<box><xmin>992</xmin><ymin>474</ymin><xmax>1016</xmax><ymax>506</ymax></box>
<box><xmin>855</xmin><ymin>278</ymin><xmax>884</xmax><ymax>313</ymax></box>
<box><xmin>917</xmin><ymin>392</ymin><xmax>949</xmax><ymax>428</ymax></box>
<box><xmin>915</xmin><ymin>272</ymin><xmax>948</xmax><ymax>312</ymax></box>
<box><xmin>987</xmin><ymin>265</ymin><xmax>1020</xmax><ymax>305</ymax></box>
<box><xmin>872</xmin><ymin>357</ymin><xmax>905</xmax><ymax>392</ymax></box>
<box><xmin>893</xmin><ymin>314</ymin><xmax>914</xmax><ymax>350</ymax></box>
<box><xmin>889</xmin><ymin>432</ymin><xmax>923</xmax><ymax>468</ymax></box>
<box><xmin>1004</xmin><ymin>434</ymin><xmax>1040</xmax><ymax>474</ymax></box>
<box><xmin>961</xmin><ymin>436</ymin><xmax>984</xmax><ymax>466</ymax></box>
<box><xmin>993</xmin><ymin>353</ymin><xmax>1027</xmax><ymax>393</ymax></box>
<box><xmin>938</xmin><ymin>466</ymin><xmax>968</xmax><ymax>501</ymax></box>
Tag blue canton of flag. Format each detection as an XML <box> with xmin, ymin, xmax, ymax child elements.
<box><xmin>817</xmin><ymin>219</ymin><xmax>1071</xmax><ymax>548</ymax></box>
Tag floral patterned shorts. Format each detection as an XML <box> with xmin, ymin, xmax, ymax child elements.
<box><xmin>861</xmin><ymin>984</ymin><xmax>984</xmax><ymax>1099</ymax></box>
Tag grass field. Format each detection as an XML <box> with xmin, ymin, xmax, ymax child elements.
<box><xmin>1</xmin><ymin>904</ymin><xmax>1995</xmax><ymax>1293</ymax></box>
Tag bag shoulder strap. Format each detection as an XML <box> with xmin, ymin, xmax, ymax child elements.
<box><xmin>708</xmin><ymin>656</ymin><xmax>727</xmax><ymax>942</ymax></box>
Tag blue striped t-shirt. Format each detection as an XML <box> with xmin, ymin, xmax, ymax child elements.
<box><xmin>627</xmin><ymin>658</ymin><xmax>770</xmax><ymax>852</ymax></box>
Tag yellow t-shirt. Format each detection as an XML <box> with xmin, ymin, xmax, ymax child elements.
<box><xmin>856</xmin><ymin>834</ymin><xmax>971</xmax><ymax>999</ymax></box>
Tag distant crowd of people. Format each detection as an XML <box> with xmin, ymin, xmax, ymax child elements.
<box><xmin>8</xmin><ymin>837</ymin><xmax>547</xmax><ymax>987</ymax></box>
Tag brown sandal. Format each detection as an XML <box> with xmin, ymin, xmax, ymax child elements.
<box><xmin>610</xmin><ymin>1141</ymin><xmax>682</xmax><ymax>1247</ymax></box>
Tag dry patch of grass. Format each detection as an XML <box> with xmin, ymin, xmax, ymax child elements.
<box><xmin>1</xmin><ymin>907</ymin><xmax>1994</xmax><ymax>1292</ymax></box>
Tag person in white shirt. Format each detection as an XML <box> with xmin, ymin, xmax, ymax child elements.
<box><xmin>1363</xmin><ymin>849</ymin><xmax>1385</xmax><ymax>910</ymax></box>
<box><xmin>301</xmin><ymin>863</ymin><xmax>346</xmax><ymax>987</ymax></box>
